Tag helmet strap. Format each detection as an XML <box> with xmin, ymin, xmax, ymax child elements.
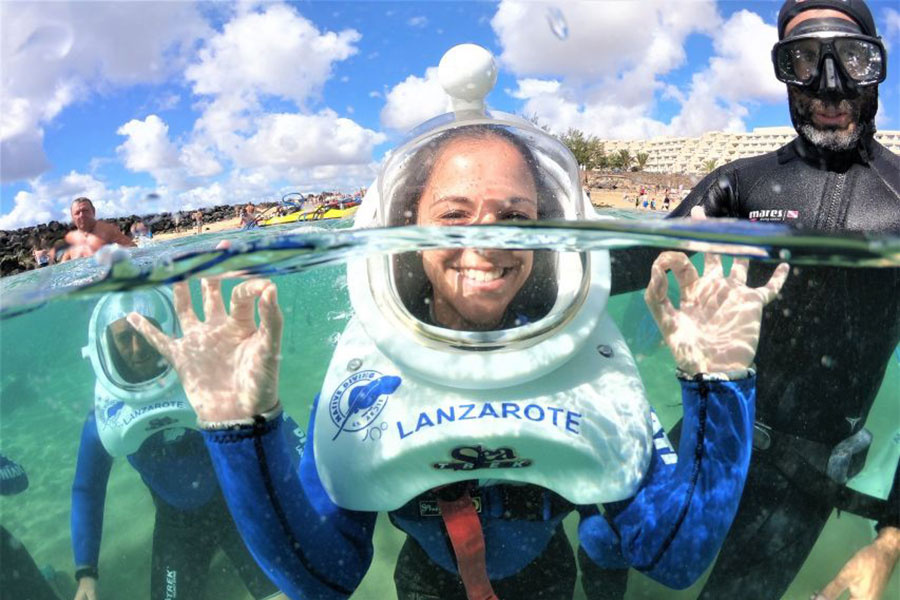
<box><xmin>437</xmin><ymin>483</ymin><xmax>500</xmax><ymax>600</ymax></box>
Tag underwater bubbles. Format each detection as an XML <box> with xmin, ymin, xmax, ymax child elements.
<box><xmin>546</xmin><ymin>7</ymin><xmax>568</xmax><ymax>40</ymax></box>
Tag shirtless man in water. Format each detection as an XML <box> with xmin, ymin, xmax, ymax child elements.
<box><xmin>62</xmin><ymin>197</ymin><xmax>134</xmax><ymax>261</ymax></box>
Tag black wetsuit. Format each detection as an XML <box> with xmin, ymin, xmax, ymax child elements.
<box><xmin>1</xmin><ymin>455</ymin><xmax>62</xmax><ymax>600</ymax></box>
<box><xmin>606</xmin><ymin>132</ymin><xmax>900</xmax><ymax>599</ymax></box>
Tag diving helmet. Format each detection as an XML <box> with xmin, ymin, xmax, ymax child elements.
<box><xmin>82</xmin><ymin>288</ymin><xmax>180</xmax><ymax>402</ymax></box>
<box><xmin>349</xmin><ymin>44</ymin><xmax>610</xmax><ymax>390</ymax></box>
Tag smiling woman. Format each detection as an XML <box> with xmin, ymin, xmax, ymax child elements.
<box><xmin>416</xmin><ymin>133</ymin><xmax>538</xmax><ymax>330</ymax></box>
<box><xmin>379</xmin><ymin>120</ymin><xmax>576</xmax><ymax>348</ymax></box>
<box><xmin>390</xmin><ymin>126</ymin><xmax>558</xmax><ymax>332</ymax></box>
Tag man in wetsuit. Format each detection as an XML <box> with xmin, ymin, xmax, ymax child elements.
<box><xmin>606</xmin><ymin>0</ymin><xmax>900</xmax><ymax>597</ymax></box>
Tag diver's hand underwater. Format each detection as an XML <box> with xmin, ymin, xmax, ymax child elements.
<box><xmin>645</xmin><ymin>251</ymin><xmax>789</xmax><ymax>377</ymax></box>
<box><xmin>127</xmin><ymin>278</ymin><xmax>283</xmax><ymax>422</ymax></box>
<box><xmin>813</xmin><ymin>526</ymin><xmax>900</xmax><ymax>600</ymax></box>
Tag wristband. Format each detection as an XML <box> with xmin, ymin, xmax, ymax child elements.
<box><xmin>196</xmin><ymin>402</ymin><xmax>283</xmax><ymax>431</ymax></box>
<box><xmin>677</xmin><ymin>366</ymin><xmax>756</xmax><ymax>382</ymax></box>
<box><xmin>75</xmin><ymin>566</ymin><xmax>98</xmax><ymax>581</ymax></box>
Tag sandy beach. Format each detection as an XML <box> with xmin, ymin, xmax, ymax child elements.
<box><xmin>148</xmin><ymin>190</ymin><xmax>669</xmax><ymax>244</ymax></box>
<box><xmin>150</xmin><ymin>215</ymin><xmax>245</xmax><ymax>241</ymax></box>
<box><xmin>588</xmin><ymin>187</ymin><xmax>682</xmax><ymax>212</ymax></box>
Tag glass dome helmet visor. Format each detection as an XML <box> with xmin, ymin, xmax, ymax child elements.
<box><xmin>86</xmin><ymin>289</ymin><xmax>178</xmax><ymax>392</ymax></box>
<box><xmin>370</xmin><ymin>118</ymin><xmax>589</xmax><ymax>348</ymax></box>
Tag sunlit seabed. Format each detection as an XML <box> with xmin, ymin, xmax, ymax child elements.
<box><xmin>1</xmin><ymin>211</ymin><xmax>897</xmax><ymax>599</ymax></box>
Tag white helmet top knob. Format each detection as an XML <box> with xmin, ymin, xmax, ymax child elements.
<box><xmin>438</xmin><ymin>43</ymin><xmax>497</xmax><ymax>115</ymax></box>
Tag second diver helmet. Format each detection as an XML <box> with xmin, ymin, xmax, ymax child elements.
<box><xmin>314</xmin><ymin>44</ymin><xmax>654</xmax><ymax>511</ymax></box>
<box><xmin>82</xmin><ymin>289</ymin><xmax>196</xmax><ymax>456</ymax></box>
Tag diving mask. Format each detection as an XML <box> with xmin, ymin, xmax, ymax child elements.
<box><xmin>772</xmin><ymin>17</ymin><xmax>886</xmax><ymax>92</ymax></box>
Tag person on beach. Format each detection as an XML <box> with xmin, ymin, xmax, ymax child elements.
<box><xmin>61</xmin><ymin>198</ymin><xmax>135</xmax><ymax>261</ymax></box>
<box><xmin>129</xmin><ymin>220</ymin><xmax>151</xmax><ymax>240</ymax></box>
<box><xmin>607</xmin><ymin>1</ymin><xmax>900</xmax><ymax>598</ymax></box>
<box><xmin>32</xmin><ymin>237</ymin><xmax>55</xmax><ymax>268</ymax></box>
<box><xmin>192</xmin><ymin>210</ymin><xmax>204</xmax><ymax>235</ymax></box>
<box><xmin>240</xmin><ymin>203</ymin><xmax>259</xmax><ymax>230</ymax></box>
<box><xmin>129</xmin><ymin>89</ymin><xmax>788</xmax><ymax>600</ymax></box>
<box><xmin>71</xmin><ymin>289</ymin><xmax>290</xmax><ymax>600</ymax></box>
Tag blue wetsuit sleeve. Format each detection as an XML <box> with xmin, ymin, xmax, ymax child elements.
<box><xmin>71</xmin><ymin>413</ymin><xmax>114</xmax><ymax>570</ymax></box>
<box><xmin>202</xmin><ymin>401</ymin><xmax>376</xmax><ymax>600</ymax></box>
<box><xmin>579</xmin><ymin>376</ymin><xmax>755</xmax><ymax>589</ymax></box>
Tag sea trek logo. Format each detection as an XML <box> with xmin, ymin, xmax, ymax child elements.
<box><xmin>433</xmin><ymin>445</ymin><xmax>533</xmax><ymax>471</ymax></box>
<box><xmin>329</xmin><ymin>370</ymin><xmax>401</xmax><ymax>441</ymax></box>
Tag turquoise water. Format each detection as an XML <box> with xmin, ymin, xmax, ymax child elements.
<box><xmin>1</xmin><ymin>212</ymin><xmax>897</xmax><ymax>599</ymax></box>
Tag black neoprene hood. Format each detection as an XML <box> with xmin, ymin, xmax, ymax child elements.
<box><xmin>777</xmin><ymin>0</ymin><xmax>878</xmax><ymax>39</ymax></box>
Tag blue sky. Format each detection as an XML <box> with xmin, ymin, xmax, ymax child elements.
<box><xmin>2</xmin><ymin>0</ymin><xmax>899</xmax><ymax>229</ymax></box>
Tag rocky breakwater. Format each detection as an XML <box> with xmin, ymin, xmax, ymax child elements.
<box><xmin>0</xmin><ymin>204</ymin><xmax>239</xmax><ymax>277</ymax></box>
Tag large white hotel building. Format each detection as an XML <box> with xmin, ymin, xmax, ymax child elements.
<box><xmin>602</xmin><ymin>127</ymin><xmax>900</xmax><ymax>175</ymax></box>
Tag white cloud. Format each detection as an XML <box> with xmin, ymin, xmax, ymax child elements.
<box><xmin>116</xmin><ymin>115</ymin><xmax>179</xmax><ymax>174</ymax></box>
<box><xmin>155</xmin><ymin>93</ymin><xmax>182</xmax><ymax>112</ymax></box>
<box><xmin>0</xmin><ymin>189</ymin><xmax>60</xmax><ymax>231</ymax></box>
<box><xmin>668</xmin><ymin>10</ymin><xmax>783</xmax><ymax>136</ymax></box>
<box><xmin>876</xmin><ymin>98</ymin><xmax>891</xmax><ymax>129</ymax></box>
<box><xmin>185</xmin><ymin>4</ymin><xmax>360</xmax><ymax>107</ymax></box>
<box><xmin>491</xmin><ymin>0</ymin><xmax>721</xmax><ymax>138</ymax></box>
<box><xmin>491</xmin><ymin>0</ymin><xmax>719</xmax><ymax>81</ymax></box>
<box><xmin>179</xmin><ymin>143</ymin><xmax>223</xmax><ymax>178</ymax></box>
<box><xmin>508</xmin><ymin>79</ymin><xmax>561</xmax><ymax>100</ymax></box>
<box><xmin>0</xmin><ymin>171</ymin><xmax>142</xmax><ymax>230</ymax></box>
<box><xmin>381</xmin><ymin>67</ymin><xmax>451</xmax><ymax>132</ymax></box>
<box><xmin>511</xmin><ymin>84</ymin><xmax>670</xmax><ymax>139</ymax></box>
<box><xmin>884</xmin><ymin>8</ymin><xmax>900</xmax><ymax>41</ymax></box>
<box><xmin>238</xmin><ymin>110</ymin><xmax>385</xmax><ymax>168</ymax></box>
<box><xmin>0</xmin><ymin>127</ymin><xmax>51</xmax><ymax>182</ymax></box>
<box><xmin>1</xmin><ymin>2</ymin><xmax>383</xmax><ymax>230</ymax></box>
<box><xmin>494</xmin><ymin>1</ymin><xmax>784</xmax><ymax>139</ymax></box>
<box><xmin>0</xmin><ymin>2</ymin><xmax>208</xmax><ymax>182</ymax></box>
<box><xmin>407</xmin><ymin>16</ymin><xmax>428</xmax><ymax>28</ymax></box>
<box><xmin>181</xmin><ymin>3</ymin><xmax>375</xmax><ymax>184</ymax></box>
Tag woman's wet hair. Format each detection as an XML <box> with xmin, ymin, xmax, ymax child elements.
<box><xmin>389</xmin><ymin>125</ymin><xmax>562</xmax><ymax>329</ymax></box>
<box><xmin>388</xmin><ymin>124</ymin><xmax>564</xmax><ymax>226</ymax></box>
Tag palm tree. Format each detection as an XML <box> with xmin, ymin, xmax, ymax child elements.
<box><xmin>617</xmin><ymin>149</ymin><xmax>633</xmax><ymax>171</ymax></box>
<box><xmin>636</xmin><ymin>152</ymin><xmax>649</xmax><ymax>171</ymax></box>
<box><xmin>702</xmin><ymin>159</ymin><xmax>718</xmax><ymax>173</ymax></box>
<box><xmin>560</xmin><ymin>128</ymin><xmax>604</xmax><ymax>171</ymax></box>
